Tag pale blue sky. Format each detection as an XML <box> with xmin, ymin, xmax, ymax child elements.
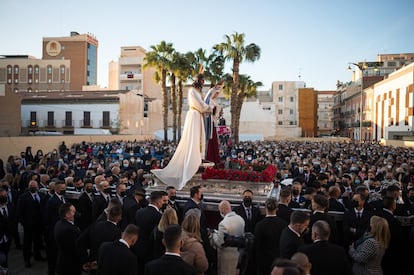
<box><xmin>1</xmin><ymin>0</ymin><xmax>413</xmax><ymax>90</ymax></box>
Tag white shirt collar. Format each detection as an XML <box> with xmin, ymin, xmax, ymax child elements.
<box><xmin>165</xmin><ymin>252</ymin><xmax>181</xmax><ymax>257</ymax></box>
<box><xmin>119</xmin><ymin>239</ymin><xmax>129</xmax><ymax>248</ymax></box>
<box><xmin>288</xmin><ymin>225</ymin><xmax>301</xmax><ymax>237</ymax></box>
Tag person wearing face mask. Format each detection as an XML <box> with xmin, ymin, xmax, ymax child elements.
<box><xmin>115</xmin><ymin>182</ymin><xmax>127</xmax><ymax>206</ymax></box>
<box><xmin>92</xmin><ymin>181</ymin><xmax>112</xmax><ymax>222</ymax></box>
<box><xmin>212</xmin><ymin>200</ymin><xmax>245</xmax><ymax>275</ymax></box>
<box><xmin>342</xmin><ymin>193</ymin><xmax>372</xmax><ymax>252</ymax></box>
<box><xmin>234</xmin><ymin>189</ymin><xmax>263</xmax><ymax>233</ymax></box>
<box><xmin>77</xmin><ymin>179</ymin><xmax>94</xmax><ymax>231</ymax></box>
<box><xmin>44</xmin><ymin>180</ymin><xmax>67</xmax><ymax>275</ymax></box>
<box><xmin>166</xmin><ymin>186</ymin><xmax>181</xmax><ymax>221</ymax></box>
<box><xmin>17</xmin><ymin>180</ymin><xmax>47</xmax><ymax>267</ymax></box>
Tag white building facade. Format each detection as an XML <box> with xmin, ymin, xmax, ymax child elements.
<box><xmin>373</xmin><ymin>62</ymin><xmax>414</xmax><ymax>140</ymax></box>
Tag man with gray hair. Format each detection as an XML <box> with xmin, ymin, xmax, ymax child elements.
<box><xmin>298</xmin><ymin>220</ymin><xmax>351</xmax><ymax>275</ymax></box>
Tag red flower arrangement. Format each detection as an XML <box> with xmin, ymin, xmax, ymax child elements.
<box><xmin>202</xmin><ymin>160</ymin><xmax>277</xmax><ymax>182</ymax></box>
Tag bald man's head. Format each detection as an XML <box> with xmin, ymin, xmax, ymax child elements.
<box><xmin>218</xmin><ymin>200</ymin><xmax>232</xmax><ymax>216</ymax></box>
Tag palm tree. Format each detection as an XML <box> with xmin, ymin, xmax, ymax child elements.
<box><xmin>144</xmin><ymin>41</ymin><xmax>174</xmax><ymax>143</ymax></box>
<box><xmin>175</xmin><ymin>52</ymin><xmax>194</xmax><ymax>140</ymax></box>
<box><xmin>214</xmin><ymin>32</ymin><xmax>261</xmax><ymax>143</ymax></box>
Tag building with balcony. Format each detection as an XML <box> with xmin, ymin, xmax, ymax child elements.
<box><xmin>317</xmin><ymin>90</ymin><xmax>335</xmax><ymax>136</ymax></box>
<box><xmin>42</xmin><ymin>31</ymin><xmax>98</xmax><ymax>90</ymax></box>
<box><xmin>334</xmin><ymin>53</ymin><xmax>414</xmax><ymax>141</ymax></box>
<box><xmin>373</xmin><ymin>62</ymin><xmax>414</xmax><ymax>140</ymax></box>
<box><xmin>20</xmin><ymin>90</ymin><xmax>148</xmax><ymax>135</ymax></box>
<box><xmin>271</xmin><ymin>81</ymin><xmax>304</xmax><ymax>137</ymax></box>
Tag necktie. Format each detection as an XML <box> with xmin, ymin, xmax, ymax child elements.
<box><xmin>246</xmin><ymin>208</ymin><xmax>251</xmax><ymax>221</ymax></box>
<box><xmin>1</xmin><ymin>207</ymin><xmax>7</xmax><ymax>217</ymax></box>
<box><xmin>356</xmin><ymin>212</ymin><xmax>361</xmax><ymax>218</ymax></box>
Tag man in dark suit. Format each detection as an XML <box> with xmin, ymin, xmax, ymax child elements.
<box><xmin>0</xmin><ymin>179</ymin><xmax>21</xmax><ymax>250</ymax></box>
<box><xmin>0</xmin><ymin>187</ymin><xmax>13</xmax><ymax>269</ymax></box>
<box><xmin>342</xmin><ymin>193</ymin><xmax>372</xmax><ymax>249</ymax></box>
<box><xmin>134</xmin><ymin>190</ymin><xmax>163</xmax><ymax>274</ymax></box>
<box><xmin>328</xmin><ymin>186</ymin><xmax>346</xmax><ymax>212</ymax></box>
<box><xmin>298</xmin><ymin>220</ymin><xmax>351</xmax><ymax>275</ymax></box>
<box><xmin>44</xmin><ymin>180</ymin><xmax>66</xmax><ymax>275</ymax></box>
<box><xmin>280</xmin><ymin>210</ymin><xmax>310</xmax><ymax>259</ymax></box>
<box><xmin>144</xmin><ymin>224</ymin><xmax>196</xmax><ymax>275</ymax></box>
<box><xmin>288</xmin><ymin>181</ymin><xmax>306</xmax><ymax>209</ymax></box>
<box><xmin>277</xmin><ymin>188</ymin><xmax>293</xmax><ymax>224</ymax></box>
<box><xmin>97</xmin><ymin>224</ymin><xmax>138</xmax><ymax>275</ymax></box>
<box><xmin>76</xmin><ymin>179</ymin><xmax>94</xmax><ymax>231</ymax></box>
<box><xmin>166</xmin><ymin>186</ymin><xmax>182</xmax><ymax>221</ymax></box>
<box><xmin>17</xmin><ymin>180</ymin><xmax>46</xmax><ymax>267</ymax></box>
<box><xmin>377</xmin><ymin>196</ymin><xmax>406</xmax><ymax>275</ymax></box>
<box><xmin>78</xmin><ymin>205</ymin><xmax>122</xmax><ymax>265</ymax></box>
<box><xmin>254</xmin><ymin>198</ymin><xmax>287</xmax><ymax>275</ymax></box>
<box><xmin>234</xmin><ymin>189</ymin><xmax>263</xmax><ymax>233</ymax></box>
<box><xmin>92</xmin><ymin>180</ymin><xmax>112</xmax><ymax>221</ymax></box>
<box><xmin>54</xmin><ymin>202</ymin><xmax>82</xmax><ymax>275</ymax></box>
<box><xmin>122</xmin><ymin>187</ymin><xmax>147</xmax><ymax>227</ymax></box>
<box><xmin>307</xmin><ymin>194</ymin><xmax>339</xmax><ymax>245</ymax></box>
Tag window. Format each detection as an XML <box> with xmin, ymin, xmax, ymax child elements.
<box><xmin>30</xmin><ymin>112</ymin><xmax>37</xmax><ymax>127</ymax></box>
<box><xmin>47</xmin><ymin>112</ymin><xmax>54</xmax><ymax>127</ymax></box>
<box><xmin>144</xmin><ymin>102</ymin><xmax>148</xmax><ymax>118</ymax></box>
<box><xmin>278</xmin><ymin>121</ymin><xmax>283</xmax><ymax>125</ymax></box>
<box><xmin>278</xmin><ymin>97</ymin><xmax>283</xmax><ymax>102</ymax></box>
<box><xmin>28</xmin><ymin>66</ymin><xmax>33</xmax><ymax>74</ymax></box>
<box><xmin>34</xmin><ymin>66</ymin><xmax>39</xmax><ymax>74</ymax></box>
<box><xmin>7</xmin><ymin>66</ymin><xmax>12</xmax><ymax>74</ymax></box>
<box><xmin>290</xmin><ymin>121</ymin><xmax>294</xmax><ymax>125</ymax></box>
<box><xmin>290</xmin><ymin>97</ymin><xmax>294</xmax><ymax>102</ymax></box>
<box><xmin>60</xmin><ymin>66</ymin><xmax>65</xmax><ymax>74</ymax></box>
<box><xmin>47</xmin><ymin>66</ymin><xmax>52</xmax><ymax>74</ymax></box>
<box><xmin>14</xmin><ymin>66</ymin><xmax>19</xmax><ymax>74</ymax></box>
<box><xmin>102</xmin><ymin>111</ymin><xmax>110</xmax><ymax>127</ymax></box>
<box><xmin>65</xmin><ymin>112</ymin><xmax>72</xmax><ymax>127</ymax></box>
<box><xmin>83</xmin><ymin>112</ymin><xmax>91</xmax><ymax>127</ymax></box>
<box><xmin>290</xmin><ymin>109</ymin><xmax>294</xmax><ymax>115</ymax></box>
<box><xmin>278</xmin><ymin>84</ymin><xmax>283</xmax><ymax>90</ymax></box>
<box><xmin>278</xmin><ymin>109</ymin><xmax>283</xmax><ymax>115</ymax></box>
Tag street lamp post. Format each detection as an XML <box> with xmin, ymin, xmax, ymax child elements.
<box><xmin>348</xmin><ymin>62</ymin><xmax>366</xmax><ymax>143</ymax></box>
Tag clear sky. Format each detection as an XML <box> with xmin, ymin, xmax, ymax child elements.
<box><xmin>1</xmin><ymin>0</ymin><xmax>413</xmax><ymax>91</ymax></box>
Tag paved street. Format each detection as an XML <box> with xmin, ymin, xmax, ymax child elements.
<box><xmin>6</xmin><ymin>246</ymin><xmax>47</xmax><ymax>275</ymax></box>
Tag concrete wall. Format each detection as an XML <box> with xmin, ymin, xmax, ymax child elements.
<box><xmin>0</xmin><ymin>134</ymin><xmax>154</xmax><ymax>166</ymax></box>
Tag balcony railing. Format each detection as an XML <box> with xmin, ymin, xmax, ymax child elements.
<box><xmin>62</xmin><ymin>120</ymin><xmax>74</xmax><ymax>127</ymax></box>
<box><xmin>80</xmin><ymin>120</ymin><xmax>93</xmax><ymax>128</ymax></box>
<box><xmin>44</xmin><ymin>120</ymin><xmax>56</xmax><ymax>128</ymax></box>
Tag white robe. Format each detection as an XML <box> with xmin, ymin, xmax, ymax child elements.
<box><xmin>151</xmin><ymin>87</ymin><xmax>211</xmax><ymax>190</ymax></box>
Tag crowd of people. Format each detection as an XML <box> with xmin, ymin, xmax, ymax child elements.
<box><xmin>0</xmin><ymin>138</ymin><xmax>414</xmax><ymax>274</ymax></box>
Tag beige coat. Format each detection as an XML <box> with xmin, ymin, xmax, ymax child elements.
<box><xmin>212</xmin><ymin>211</ymin><xmax>245</xmax><ymax>275</ymax></box>
<box><xmin>181</xmin><ymin>232</ymin><xmax>208</xmax><ymax>275</ymax></box>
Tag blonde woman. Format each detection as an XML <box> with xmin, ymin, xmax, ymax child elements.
<box><xmin>181</xmin><ymin>213</ymin><xmax>208</xmax><ymax>275</ymax></box>
<box><xmin>151</xmin><ymin>207</ymin><xmax>178</xmax><ymax>259</ymax></box>
<box><xmin>349</xmin><ymin>215</ymin><xmax>390</xmax><ymax>275</ymax></box>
